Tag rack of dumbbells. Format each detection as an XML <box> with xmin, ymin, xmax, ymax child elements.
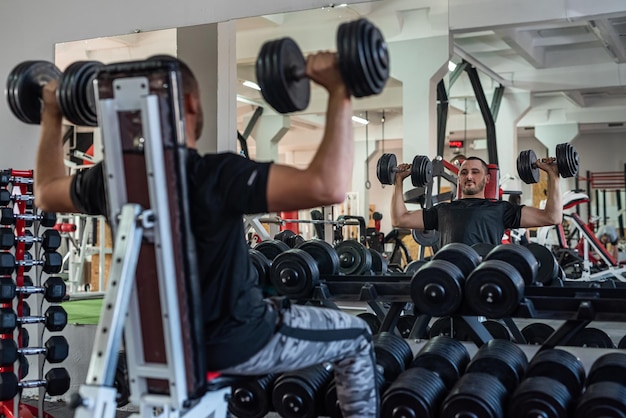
<box><xmin>242</xmin><ymin>230</ymin><xmax>626</xmax><ymax>416</ymax></box>
<box><xmin>0</xmin><ymin>169</ymin><xmax>69</xmax><ymax>417</ymax></box>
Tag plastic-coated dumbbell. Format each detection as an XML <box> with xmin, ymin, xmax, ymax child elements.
<box><xmin>0</xmin><ymin>367</ymin><xmax>70</xmax><ymax>400</ymax></box>
<box><xmin>0</xmin><ymin>335</ymin><xmax>69</xmax><ymax>365</ymax></box>
<box><xmin>0</xmin><ymin>251</ymin><xmax>62</xmax><ymax>275</ymax></box>
<box><xmin>0</xmin><ymin>208</ymin><xmax>56</xmax><ymax>227</ymax></box>
<box><xmin>0</xmin><ymin>189</ymin><xmax>34</xmax><ymax>209</ymax></box>
<box><xmin>0</xmin><ymin>228</ymin><xmax>62</xmax><ymax>251</ymax></box>
<box><xmin>0</xmin><ymin>276</ymin><xmax>66</xmax><ymax>303</ymax></box>
<box><xmin>0</xmin><ymin>305</ymin><xmax>68</xmax><ymax>334</ymax></box>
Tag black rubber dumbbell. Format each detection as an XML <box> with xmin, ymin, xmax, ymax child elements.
<box><xmin>271</xmin><ymin>363</ymin><xmax>334</xmax><ymax>418</ymax></box>
<box><xmin>0</xmin><ymin>171</ymin><xmax>33</xmax><ymax>188</ymax></box>
<box><xmin>0</xmin><ymin>335</ymin><xmax>69</xmax><ymax>366</ymax></box>
<box><xmin>381</xmin><ymin>336</ymin><xmax>471</xmax><ymax>418</ymax></box>
<box><xmin>0</xmin><ymin>208</ymin><xmax>56</xmax><ymax>228</ymax></box>
<box><xmin>574</xmin><ymin>352</ymin><xmax>626</xmax><ymax>417</ymax></box>
<box><xmin>229</xmin><ymin>374</ymin><xmax>280</xmax><ymax>418</ymax></box>
<box><xmin>0</xmin><ymin>305</ymin><xmax>68</xmax><ymax>334</ymax></box>
<box><xmin>0</xmin><ymin>189</ymin><xmax>34</xmax><ymax>209</ymax></box>
<box><xmin>508</xmin><ymin>348</ymin><xmax>585</xmax><ymax>418</ymax></box>
<box><xmin>0</xmin><ymin>228</ymin><xmax>61</xmax><ymax>251</ymax></box>
<box><xmin>18</xmin><ymin>276</ymin><xmax>66</xmax><ymax>303</ymax></box>
<box><xmin>0</xmin><ymin>367</ymin><xmax>70</xmax><ymax>400</ymax></box>
<box><xmin>410</xmin><ymin>243</ymin><xmax>482</xmax><ymax>317</ymax></box>
<box><xmin>0</xmin><ymin>251</ymin><xmax>63</xmax><ymax>275</ymax></box>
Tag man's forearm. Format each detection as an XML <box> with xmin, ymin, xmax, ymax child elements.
<box><xmin>35</xmin><ymin>113</ymin><xmax>65</xmax><ymax>189</ymax></box>
<box><xmin>542</xmin><ymin>173</ymin><xmax>563</xmax><ymax>225</ymax></box>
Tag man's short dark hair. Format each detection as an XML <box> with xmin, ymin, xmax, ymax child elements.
<box><xmin>464</xmin><ymin>156</ymin><xmax>488</xmax><ymax>173</ymax></box>
<box><xmin>148</xmin><ymin>54</ymin><xmax>198</xmax><ymax>96</ymax></box>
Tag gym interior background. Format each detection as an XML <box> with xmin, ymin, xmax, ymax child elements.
<box><xmin>1</xmin><ymin>0</ymin><xmax>626</xmax><ymax>416</ymax></box>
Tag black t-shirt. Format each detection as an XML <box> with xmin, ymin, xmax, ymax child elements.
<box><xmin>70</xmin><ymin>150</ymin><xmax>277</xmax><ymax>369</ymax></box>
<box><xmin>423</xmin><ymin>198</ymin><xmax>523</xmax><ymax>247</ymax></box>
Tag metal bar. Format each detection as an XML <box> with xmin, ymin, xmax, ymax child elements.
<box><xmin>242</xmin><ymin>106</ymin><xmax>264</xmax><ymax>139</ymax></box>
<box><xmin>587</xmin><ymin>170</ymin><xmax>592</xmax><ymax>222</ymax></box>
<box><xmin>464</xmin><ymin>63</ymin><xmax>498</xmax><ymax>165</ymax></box>
<box><xmin>490</xmin><ymin>84</ymin><xmax>505</xmax><ymax>123</ymax></box>
<box><xmin>436</xmin><ymin>80</ymin><xmax>448</xmax><ymax>159</ymax></box>
<box><xmin>618</xmin><ymin>189</ymin><xmax>624</xmax><ymax>239</ymax></box>
<box><xmin>449</xmin><ymin>61</ymin><xmax>468</xmax><ymax>87</ymax></box>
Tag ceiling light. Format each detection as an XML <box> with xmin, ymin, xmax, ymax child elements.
<box><xmin>352</xmin><ymin>115</ymin><xmax>369</xmax><ymax>125</ymax></box>
<box><xmin>243</xmin><ymin>80</ymin><xmax>261</xmax><ymax>91</ymax></box>
<box><xmin>448</xmin><ymin>61</ymin><xmax>457</xmax><ymax>72</ymax></box>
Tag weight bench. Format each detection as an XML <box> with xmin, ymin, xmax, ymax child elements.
<box><xmin>72</xmin><ymin>58</ymin><xmax>230</xmax><ymax>417</ymax></box>
<box><xmin>565</xmin><ymin>213</ymin><xmax>626</xmax><ymax>281</ymax></box>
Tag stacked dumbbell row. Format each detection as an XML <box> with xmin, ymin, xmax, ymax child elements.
<box><xmin>0</xmin><ymin>169</ymin><xmax>71</xmax><ymax>403</ymax></box>
<box><xmin>250</xmin><ymin>237</ymin><xmax>390</xmax><ymax>299</ymax></box>
<box><xmin>228</xmin><ymin>334</ymin><xmax>626</xmax><ymax>418</ymax></box>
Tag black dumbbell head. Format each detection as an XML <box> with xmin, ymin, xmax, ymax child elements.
<box><xmin>44</xmin><ymin>305</ymin><xmax>68</xmax><ymax>332</ymax></box>
<box><xmin>0</xmin><ymin>339</ymin><xmax>18</xmax><ymax>366</ymax></box>
<box><xmin>0</xmin><ymin>278</ymin><xmax>15</xmax><ymax>303</ymax></box>
<box><xmin>6</xmin><ymin>61</ymin><xmax>62</xmax><ymax>124</ymax></box>
<box><xmin>45</xmin><ymin>335</ymin><xmax>69</xmax><ymax>363</ymax></box>
<box><xmin>45</xmin><ymin>367</ymin><xmax>71</xmax><ymax>396</ymax></box>
<box><xmin>44</xmin><ymin>276</ymin><xmax>66</xmax><ymax>303</ymax></box>
<box><xmin>42</xmin><ymin>229</ymin><xmax>62</xmax><ymax>251</ymax></box>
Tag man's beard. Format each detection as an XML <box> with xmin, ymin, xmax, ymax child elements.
<box><xmin>463</xmin><ymin>178</ymin><xmax>486</xmax><ymax>195</ymax></box>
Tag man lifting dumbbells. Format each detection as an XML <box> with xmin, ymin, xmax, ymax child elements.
<box><xmin>391</xmin><ymin>154</ymin><xmax>564</xmax><ymax>247</ymax></box>
<box><xmin>31</xmin><ymin>19</ymin><xmax>389</xmax><ymax>418</ymax></box>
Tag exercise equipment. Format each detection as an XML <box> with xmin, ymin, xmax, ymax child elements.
<box><xmin>228</xmin><ymin>373</ymin><xmax>279</xmax><ymax>418</ymax></box>
<box><xmin>526</xmin><ymin>243</ymin><xmax>560</xmax><ymax>285</ymax></box>
<box><xmin>0</xmin><ymin>367</ymin><xmax>70</xmax><ymax>400</ymax></box>
<box><xmin>334</xmin><ymin>240</ymin><xmax>372</xmax><ymax>276</ymax></box>
<box><xmin>575</xmin><ymin>352</ymin><xmax>626</xmax><ymax>417</ymax></box>
<box><xmin>0</xmin><ymin>208</ymin><xmax>56</xmax><ymax>227</ymax></box>
<box><xmin>254</xmin><ymin>239</ymin><xmax>290</xmax><ymax>261</ymax></box>
<box><xmin>269</xmin><ymin>239</ymin><xmax>340</xmax><ymax>299</ymax></box>
<box><xmin>381</xmin><ymin>336</ymin><xmax>470</xmax><ymax>418</ymax></box>
<box><xmin>521</xmin><ymin>322</ymin><xmax>555</xmax><ymax>345</ymax></box>
<box><xmin>256</xmin><ymin>18</ymin><xmax>389</xmax><ymax>113</ymax></box>
<box><xmin>0</xmin><ymin>305</ymin><xmax>67</xmax><ymax>334</ymax></box>
<box><xmin>410</xmin><ymin>243</ymin><xmax>481</xmax><ymax>317</ymax></box>
<box><xmin>565</xmin><ymin>327</ymin><xmax>615</xmax><ymax>348</ymax></box>
<box><xmin>376</xmin><ymin>153</ymin><xmax>433</xmax><ymax>188</ymax></box>
<box><xmin>0</xmin><ymin>189</ymin><xmax>34</xmax><ymax>208</ymax></box>
<box><xmin>0</xmin><ymin>336</ymin><xmax>69</xmax><ymax>365</ymax></box>
<box><xmin>0</xmin><ymin>275</ymin><xmax>65</xmax><ymax>303</ymax></box>
<box><xmin>464</xmin><ymin>244</ymin><xmax>539</xmax><ymax>317</ymax></box>
<box><xmin>517</xmin><ymin>142</ymin><xmax>579</xmax><ymax>184</ymax></box>
<box><xmin>0</xmin><ymin>228</ymin><xmax>62</xmax><ymax>251</ymax></box>
<box><xmin>274</xmin><ymin>229</ymin><xmax>305</xmax><ymax>248</ymax></box>
<box><xmin>271</xmin><ymin>363</ymin><xmax>333</xmax><ymax>418</ymax></box>
<box><xmin>5</xmin><ymin>60</ymin><xmax>103</xmax><ymax>126</ymax></box>
<box><xmin>0</xmin><ymin>251</ymin><xmax>62</xmax><ymax>275</ymax></box>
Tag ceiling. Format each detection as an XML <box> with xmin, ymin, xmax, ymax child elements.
<box><xmin>233</xmin><ymin>0</ymin><xmax>626</xmax><ymax>147</ymax></box>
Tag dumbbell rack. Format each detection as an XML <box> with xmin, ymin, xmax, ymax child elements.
<box><xmin>0</xmin><ymin>169</ymin><xmax>68</xmax><ymax>418</ymax></box>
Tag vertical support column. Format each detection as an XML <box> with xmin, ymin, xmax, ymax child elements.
<box><xmin>495</xmin><ymin>92</ymin><xmax>531</xmax><ymax>183</ymax></box>
<box><xmin>177</xmin><ymin>22</ymin><xmax>237</xmax><ymax>154</ymax></box>
<box><xmin>252</xmin><ymin>115</ymin><xmax>291</xmax><ymax>162</ymax></box>
<box><xmin>389</xmin><ymin>35</ymin><xmax>450</xmax><ymax>196</ymax></box>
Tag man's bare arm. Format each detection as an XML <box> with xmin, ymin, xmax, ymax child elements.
<box><xmin>520</xmin><ymin>160</ymin><xmax>562</xmax><ymax>228</ymax></box>
<box><xmin>390</xmin><ymin>163</ymin><xmax>425</xmax><ymax>229</ymax></box>
<box><xmin>34</xmin><ymin>80</ymin><xmax>79</xmax><ymax>213</ymax></box>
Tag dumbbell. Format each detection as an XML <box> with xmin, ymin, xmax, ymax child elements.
<box><xmin>517</xmin><ymin>142</ymin><xmax>579</xmax><ymax>184</ymax></box>
<box><xmin>575</xmin><ymin>352</ymin><xmax>626</xmax><ymax>417</ymax></box>
<box><xmin>255</xmin><ymin>18</ymin><xmax>388</xmax><ymax>114</ymax></box>
<box><xmin>6</xmin><ymin>60</ymin><xmax>103</xmax><ymax>126</ymax></box>
<box><xmin>271</xmin><ymin>363</ymin><xmax>334</xmax><ymax>418</ymax></box>
<box><xmin>0</xmin><ymin>189</ymin><xmax>34</xmax><ymax>209</ymax></box>
<box><xmin>464</xmin><ymin>243</ymin><xmax>539</xmax><ymax>318</ymax></box>
<box><xmin>0</xmin><ymin>336</ymin><xmax>69</xmax><ymax>366</ymax></box>
<box><xmin>0</xmin><ymin>276</ymin><xmax>65</xmax><ymax>303</ymax></box>
<box><xmin>270</xmin><ymin>239</ymin><xmax>340</xmax><ymax>299</ymax></box>
<box><xmin>0</xmin><ymin>367</ymin><xmax>70</xmax><ymax>400</ymax></box>
<box><xmin>0</xmin><ymin>251</ymin><xmax>62</xmax><ymax>275</ymax></box>
<box><xmin>0</xmin><ymin>171</ymin><xmax>33</xmax><ymax>188</ymax></box>
<box><xmin>410</xmin><ymin>243</ymin><xmax>481</xmax><ymax>317</ymax></box>
<box><xmin>274</xmin><ymin>230</ymin><xmax>305</xmax><ymax>248</ymax></box>
<box><xmin>508</xmin><ymin>348</ymin><xmax>585</xmax><ymax>418</ymax></box>
<box><xmin>381</xmin><ymin>336</ymin><xmax>470</xmax><ymax>418</ymax></box>
<box><xmin>0</xmin><ymin>208</ymin><xmax>56</xmax><ymax>227</ymax></box>
<box><xmin>324</xmin><ymin>332</ymin><xmax>412</xmax><ymax>418</ymax></box>
<box><xmin>376</xmin><ymin>153</ymin><xmax>433</xmax><ymax>188</ymax></box>
<box><xmin>0</xmin><ymin>305</ymin><xmax>68</xmax><ymax>334</ymax></box>
<box><xmin>0</xmin><ymin>228</ymin><xmax>62</xmax><ymax>251</ymax></box>
<box><xmin>228</xmin><ymin>373</ymin><xmax>280</xmax><ymax>418</ymax></box>
<box><xmin>334</xmin><ymin>240</ymin><xmax>372</xmax><ymax>276</ymax></box>
<box><xmin>441</xmin><ymin>339</ymin><xmax>528</xmax><ymax>418</ymax></box>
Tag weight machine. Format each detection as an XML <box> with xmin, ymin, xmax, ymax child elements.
<box><xmin>71</xmin><ymin>59</ymin><xmax>230</xmax><ymax>417</ymax></box>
